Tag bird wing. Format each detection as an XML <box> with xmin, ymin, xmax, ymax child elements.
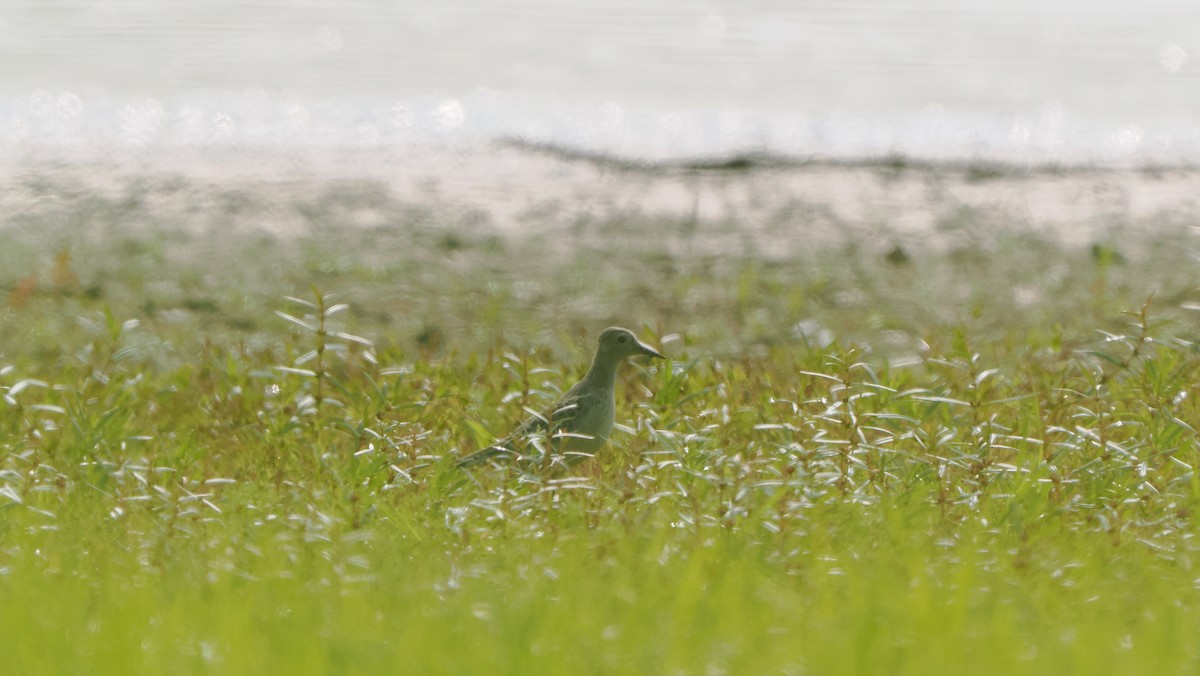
<box><xmin>455</xmin><ymin>390</ymin><xmax>583</xmax><ymax>468</ymax></box>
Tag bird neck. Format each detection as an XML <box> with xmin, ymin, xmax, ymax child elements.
<box><xmin>582</xmin><ymin>351</ymin><xmax>620</xmax><ymax>390</ymax></box>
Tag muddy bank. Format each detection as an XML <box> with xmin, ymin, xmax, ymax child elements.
<box><xmin>2</xmin><ymin>145</ymin><xmax>1197</xmax><ymax>259</ymax></box>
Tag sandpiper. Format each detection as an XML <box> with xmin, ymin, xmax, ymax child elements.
<box><xmin>457</xmin><ymin>327</ymin><xmax>664</xmax><ymax>470</ymax></box>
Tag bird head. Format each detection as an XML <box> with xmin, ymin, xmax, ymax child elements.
<box><xmin>597</xmin><ymin>327</ymin><xmax>665</xmax><ymax>360</ymax></box>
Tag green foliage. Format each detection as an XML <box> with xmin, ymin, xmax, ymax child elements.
<box><xmin>2</xmin><ymin>208</ymin><xmax>1200</xmax><ymax>674</ymax></box>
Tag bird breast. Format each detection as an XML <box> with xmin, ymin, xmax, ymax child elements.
<box><xmin>556</xmin><ymin>389</ymin><xmax>615</xmax><ymax>453</ymax></box>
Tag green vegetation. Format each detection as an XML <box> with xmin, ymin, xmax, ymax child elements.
<box><xmin>2</xmin><ymin>179</ymin><xmax>1200</xmax><ymax>674</ymax></box>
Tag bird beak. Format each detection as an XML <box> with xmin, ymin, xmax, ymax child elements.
<box><xmin>637</xmin><ymin>340</ymin><xmax>665</xmax><ymax>359</ymax></box>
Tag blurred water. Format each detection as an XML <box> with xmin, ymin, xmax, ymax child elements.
<box><xmin>1</xmin><ymin>0</ymin><xmax>1198</xmax><ymax>167</ymax></box>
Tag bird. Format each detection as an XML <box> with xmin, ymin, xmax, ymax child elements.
<box><xmin>457</xmin><ymin>327</ymin><xmax>664</xmax><ymax>470</ymax></box>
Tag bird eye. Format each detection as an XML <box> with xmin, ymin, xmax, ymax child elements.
<box><xmin>617</xmin><ymin>335</ymin><xmax>627</xmax><ymax>343</ymax></box>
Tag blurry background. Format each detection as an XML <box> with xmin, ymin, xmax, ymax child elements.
<box><xmin>2</xmin><ymin>0</ymin><xmax>1198</xmax><ymax>167</ymax></box>
<box><xmin>3</xmin><ymin>0</ymin><xmax>1199</xmax><ymax>356</ymax></box>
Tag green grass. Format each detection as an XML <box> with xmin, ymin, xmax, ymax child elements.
<box><xmin>2</xmin><ymin>179</ymin><xmax>1200</xmax><ymax>673</ymax></box>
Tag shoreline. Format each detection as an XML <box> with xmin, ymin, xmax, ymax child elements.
<box><xmin>2</xmin><ymin>144</ymin><xmax>1198</xmax><ymax>255</ymax></box>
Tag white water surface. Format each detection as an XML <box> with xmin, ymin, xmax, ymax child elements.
<box><xmin>2</xmin><ymin>0</ymin><xmax>1198</xmax><ymax>169</ymax></box>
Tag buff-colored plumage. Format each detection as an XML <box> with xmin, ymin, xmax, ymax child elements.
<box><xmin>457</xmin><ymin>327</ymin><xmax>664</xmax><ymax>470</ymax></box>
